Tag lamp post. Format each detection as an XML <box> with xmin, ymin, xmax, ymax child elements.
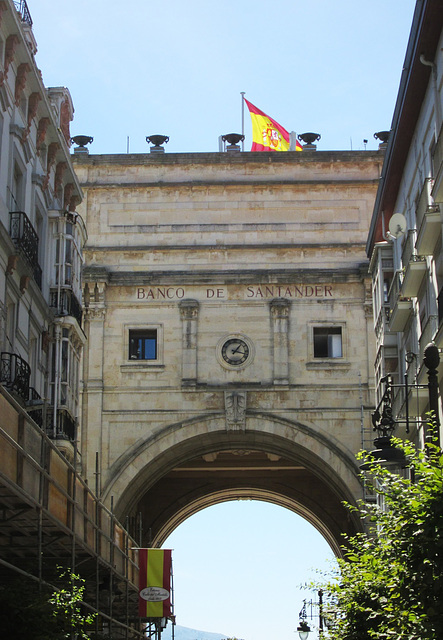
<box><xmin>363</xmin><ymin>341</ymin><xmax>442</xmax><ymax>470</ymax></box>
<box><xmin>297</xmin><ymin>601</ymin><xmax>311</xmax><ymax>640</ymax></box>
<box><xmin>423</xmin><ymin>342</ymin><xmax>441</xmax><ymax>447</ymax></box>
<box><xmin>297</xmin><ymin>590</ymin><xmax>324</xmax><ymax>639</ymax></box>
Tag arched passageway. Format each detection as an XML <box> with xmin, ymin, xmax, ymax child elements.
<box><xmin>104</xmin><ymin>415</ymin><xmax>363</xmax><ymax>555</ymax></box>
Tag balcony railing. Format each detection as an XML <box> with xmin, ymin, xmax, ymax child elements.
<box><xmin>400</xmin><ymin>230</ymin><xmax>427</xmax><ymax>297</ymax></box>
<box><xmin>401</xmin><ymin>230</ymin><xmax>417</xmax><ymax>266</ymax></box>
<box><xmin>49</xmin><ymin>288</ymin><xmax>83</xmax><ymax>325</ymax></box>
<box><xmin>387</xmin><ymin>270</ymin><xmax>414</xmax><ymax>332</ymax></box>
<box><xmin>387</xmin><ymin>270</ymin><xmax>404</xmax><ymax>309</ymax></box>
<box><xmin>415</xmin><ymin>178</ymin><xmax>436</xmax><ymax>229</ymax></box>
<box><xmin>439</xmin><ymin>289</ymin><xmax>443</xmax><ymax>325</ymax></box>
<box><xmin>9</xmin><ymin>212</ymin><xmax>42</xmax><ymax>287</ymax></box>
<box><xmin>434</xmin><ymin>124</ymin><xmax>443</xmax><ymax>181</ymax></box>
<box><xmin>28</xmin><ymin>406</ymin><xmax>76</xmax><ymax>442</ymax></box>
<box><xmin>0</xmin><ymin>352</ymin><xmax>30</xmax><ymax>401</ymax></box>
<box><xmin>46</xmin><ymin>407</ymin><xmax>76</xmax><ymax>441</ymax></box>
<box><xmin>13</xmin><ymin>0</ymin><xmax>33</xmax><ymax>26</ymax></box>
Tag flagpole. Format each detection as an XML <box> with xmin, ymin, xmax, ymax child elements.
<box><xmin>241</xmin><ymin>91</ymin><xmax>245</xmax><ymax>151</ymax></box>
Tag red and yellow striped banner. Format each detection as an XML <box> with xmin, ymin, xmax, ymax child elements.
<box><xmin>138</xmin><ymin>548</ymin><xmax>172</xmax><ymax>618</ymax></box>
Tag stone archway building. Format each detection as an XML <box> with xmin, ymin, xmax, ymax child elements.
<box><xmin>74</xmin><ymin>149</ymin><xmax>383</xmax><ymax>554</ymax></box>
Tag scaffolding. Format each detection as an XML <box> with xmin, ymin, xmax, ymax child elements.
<box><xmin>0</xmin><ymin>385</ymin><xmax>145</xmax><ymax>638</ymax></box>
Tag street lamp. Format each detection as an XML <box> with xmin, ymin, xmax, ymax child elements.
<box><xmin>362</xmin><ymin>343</ymin><xmax>441</xmax><ymax>470</ymax></box>
<box><xmin>297</xmin><ymin>600</ymin><xmax>311</xmax><ymax>639</ymax></box>
<box><xmin>297</xmin><ymin>590</ymin><xmax>324</xmax><ymax>639</ymax></box>
<box><xmin>297</xmin><ymin>619</ymin><xmax>311</xmax><ymax>640</ymax></box>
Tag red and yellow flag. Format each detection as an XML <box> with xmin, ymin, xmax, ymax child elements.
<box><xmin>244</xmin><ymin>99</ymin><xmax>302</xmax><ymax>152</ymax></box>
<box><xmin>138</xmin><ymin>548</ymin><xmax>172</xmax><ymax>618</ymax></box>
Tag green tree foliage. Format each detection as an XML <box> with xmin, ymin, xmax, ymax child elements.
<box><xmin>321</xmin><ymin>435</ymin><xmax>443</xmax><ymax>640</ymax></box>
<box><xmin>0</xmin><ymin>568</ymin><xmax>95</xmax><ymax>639</ymax></box>
<box><xmin>49</xmin><ymin>568</ymin><xmax>96</xmax><ymax>639</ymax></box>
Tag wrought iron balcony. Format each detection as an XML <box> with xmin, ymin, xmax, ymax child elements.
<box><xmin>33</xmin><ymin>263</ymin><xmax>42</xmax><ymax>289</ymax></box>
<box><xmin>433</xmin><ymin>123</ymin><xmax>443</xmax><ymax>201</ymax></box>
<box><xmin>400</xmin><ymin>230</ymin><xmax>426</xmax><ymax>297</ymax></box>
<box><xmin>49</xmin><ymin>287</ymin><xmax>83</xmax><ymax>325</ymax></box>
<box><xmin>46</xmin><ymin>407</ymin><xmax>76</xmax><ymax>441</ymax></box>
<box><xmin>0</xmin><ymin>351</ymin><xmax>30</xmax><ymax>401</ymax></box>
<box><xmin>26</xmin><ymin>403</ymin><xmax>76</xmax><ymax>441</ymax></box>
<box><xmin>26</xmin><ymin>387</ymin><xmax>44</xmax><ymax>427</ymax></box>
<box><xmin>13</xmin><ymin>0</ymin><xmax>33</xmax><ymax>26</ymax></box>
<box><xmin>387</xmin><ymin>270</ymin><xmax>413</xmax><ymax>332</ymax></box>
<box><xmin>415</xmin><ymin>178</ymin><xmax>441</xmax><ymax>256</ymax></box>
<box><xmin>9</xmin><ymin>212</ymin><xmax>42</xmax><ymax>286</ymax></box>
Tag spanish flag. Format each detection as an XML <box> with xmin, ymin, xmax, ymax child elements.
<box><xmin>138</xmin><ymin>548</ymin><xmax>172</xmax><ymax>618</ymax></box>
<box><xmin>244</xmin><ymin>99</ymin><xmax>302</xmax><ymax>152</ymax></box>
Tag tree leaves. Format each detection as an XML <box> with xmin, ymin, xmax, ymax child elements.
<box><xmin>318</xmin><ymin>426</ymin><xmax>443</xmax><ymax>640</ymax></box>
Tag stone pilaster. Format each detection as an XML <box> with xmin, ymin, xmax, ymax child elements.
<box><xmin>82</xmin><ymin>281</ymin><xmax>107</xmax><ymax>490</ymax></box>
<box><xmin>270</xmin><ymin>298</ymin><xmax>291</xmax><ymax>385</ymax></box>
<box><xmin>179</xmin><ymin>299</ymin><xmax>199</xmax><ymax>386</ymax></box>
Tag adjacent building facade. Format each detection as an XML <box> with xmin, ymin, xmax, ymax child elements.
<box><xmin>0</xmin><ymin>0</ymin><xmax>85</xmax><ymax>453</ymax></box>
<box><xmin>0</xmin><ymin>3</ymin><xmax>141</xmax><ymax>637</ymax></box>
<box><xmin>367</xmin><ymin>0</ymin><xmax>443</xmax><ymax>447</ymax></box>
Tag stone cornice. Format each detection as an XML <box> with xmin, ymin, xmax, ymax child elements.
<box><xmin>84</xmin><ymin>242</ymin><xmax>369</xmax><ymax>252</ymax></box>
<box><xmin>78</xmin><ymin>179</ymin><xmax>380</xmax><ymax>189</ymax></box>
<box><xmin>82</xmin><ymin>266</ymin><xmax>369</xmax><ymax>285</ymax></box>
<box><xmin>73</xmin><ymin>149</ymin><xmax>383</xmax><ymax>167</ymax></box>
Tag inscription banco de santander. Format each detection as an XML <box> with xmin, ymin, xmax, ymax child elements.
<box><xmin>136</xmin><ymin>285</ymin><xmax>334</xmax><ymax>301</ymax></box>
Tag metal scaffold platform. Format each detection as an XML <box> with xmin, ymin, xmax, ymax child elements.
<box><xmin>0</xmin><ymin>385</ymin><xmax>145</xmax><ymax>639</ymax></box>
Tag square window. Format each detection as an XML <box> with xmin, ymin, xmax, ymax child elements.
<box><xmin>313</xmin><ymin>326</ymin><xmax>342</xmax><ymax>358</ymax></box>
<box><xmin>129</xmin><ymin>329</ymin><xmax>157</xmax><ymax>361</ymax></box>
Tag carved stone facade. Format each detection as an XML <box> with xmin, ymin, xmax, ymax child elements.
<box><xmin>75</xmin><ymin>150</ymin><xmax>383</xmax><ymax>552</ymax></box>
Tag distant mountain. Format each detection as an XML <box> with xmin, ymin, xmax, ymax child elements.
<box><xmin>162</xmin><ymin>624</ymin><xmax>226</xmax><ymax>640</ymax></box>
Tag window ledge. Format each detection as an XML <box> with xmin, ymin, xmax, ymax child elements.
<box><xmin>121</xmin><ymin>363</ymin><xmax>165</xmax><ymax>372</ymax></box>
<box><xmin>306</xmin><ymin>360</ymin><xmax>351</xmax><ymax>369</ymax></box>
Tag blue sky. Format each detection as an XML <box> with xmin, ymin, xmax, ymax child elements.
<box><xmin>26</xmin><ymin>2</ymin><xmax>416</xmax><ymax>639</ymax></box>
<box><xmin>164</xmin><ymin>501</ymin><xmax>336</xmax><ymax>640</ymax></box>
<box><xmin>29</xmin><ymin>0</ymin><xmax>416</xmax><ymax>154</ymax></box>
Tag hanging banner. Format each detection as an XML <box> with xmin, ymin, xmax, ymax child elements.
<box><xmin>138</xmin><ymin>548</ymin><xmax>173</xmax><ymax>618</ymax></box>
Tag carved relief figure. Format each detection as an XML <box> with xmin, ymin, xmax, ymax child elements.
<box><xmin>59</xmin><ymin>99</ymin><xmax>72</xmax><ymax>146</ymax></box>
<box><xmin>225</xmin><ymin>391</ymin><xmax>247</xmax><ymax>430</ymax></box>
<box><xmin>36</xmin><ymin>117</ymin><xmax>50</xmax><ymax>152</ymax></box>
<box><xmin>14</xmin><ymin>63</ymin><xmax>30</xmax><ymax>106</ymax></box>
<box><xmin>0</xmin><ymin>34</ymin><xmax>19</xmax><ymax>86</ymax></box>
<box><xmin>22</xmin><ymin>92</ymin><xmax>41</xmax><ymax>141</ymax></box>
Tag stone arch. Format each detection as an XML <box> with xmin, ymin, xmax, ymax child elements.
<box><xmin>103</xmin><ymin>412</ymin><xmax>364</xmax><ymax>556</ymax></box>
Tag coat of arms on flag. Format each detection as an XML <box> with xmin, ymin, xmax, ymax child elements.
<box><xmin>244</xmin><ymin>99</ymin><xmax>302</xmax><ymax>152</ymax></box>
